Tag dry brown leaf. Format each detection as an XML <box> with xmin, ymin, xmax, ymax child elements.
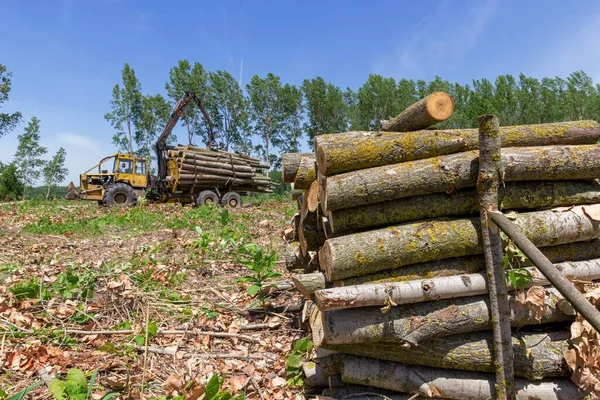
<box><xmin>582</xmin><ymin>205</ymin><xmax>600</xmax><ymax>222</ymax></box>
<box><xmin>226</xmin><ymin>375</ymin><xmax>247</xmax><ymax>392</ymax></box>
<box><xmin>162</xmin><ymin>373</ymin><xmax>184</xmax><ymax>396</ymax></box>
<box><xmin>525</xmin><ymin>286</ymin><xmax>545</xmax><ymax>322</ymax></box>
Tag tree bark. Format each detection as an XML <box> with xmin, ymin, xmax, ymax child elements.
<box><xmin>320</xmin><ymin>387</ymin><xmax>429</xmax><ymax>400</ymax></box>
<box><xmin>327</xmin><ymin>180</ymin><xmax>600</xmax><ymax>236</ymax></box>
<box><xmin>312</xmin><ymin>287</ymin><xmax>572</xmax><ymax>347</ymax></box>
<box><xmin>315</xmin><ymin>120</ymin><xmax>600</xmax><ymax>177</ymax></box>
<box><xmin>293</xmin><ymin>271</ymin><xmax>327</xmax><ymax>300</ymax></box>
<box><xmin>319</xmin><ymin>204</ymin><xmax>600</xmax><ymax>281</ymax></box>
<box><xmin>284</xmin><ymin>242</ymin><xmax>303</xmax><ymax>271</ymax></box>
<box><xmin>340</xmin><ymin>355</ymin><xmax>584</xmax><ymax>400</ymax></box>
<box><xmin>299</xmin><ymin>197</ymin><xmax>327</xmax><ymax>257</ymax></box>
<box><xmin>282</xmin><ymin>152</ymin><xmax>314</xmax><ymax>182</ymax></box>
<box><xmin>324</xmin><ymin>144</ymin><xmax>600</xmax><ymax>211</ymax></box>
<box><xmin>381</xmin><ymin>91</ymin><xmax>455</xmax><ymax>132</ymax></box>
<box><xmin>315</xmin><ymin>258</ymin><xmax>600</xmax><ymax>311</ymax></box>
<box><xmin>294</xmin><ymin>155</ymin><xmax>317</xmax><ymax>190</ymax></box>
<box><xmin>302</xmin><ymin>361</ymin><xmax>343</xmax><ymax>388</ymax></box>
<box><xmin>322</xmin><ymin>330</ymin><xmax>569</xmax><ymax>380</ymax></box>
<box><xmin>178</xmin><ymin>163</ymin><xmax>255</xmax><ymax>178</ymax></box>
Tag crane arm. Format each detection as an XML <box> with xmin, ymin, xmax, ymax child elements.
<box><xmin>155</xmin><ymin>91</ymin><xmax>216</xmax><ymax>181</ymax></box>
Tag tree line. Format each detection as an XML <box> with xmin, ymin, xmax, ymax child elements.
<box><xmin>0</xmin><ymin>64</ymin><xmax>69</xmax><ymax>200</ymax></box>
<box><xmin>106</xmin><ymin>62</ymin><xmax>600</xmax><ymax>169</ymax></box>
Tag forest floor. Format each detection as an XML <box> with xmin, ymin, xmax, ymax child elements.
<box><xmin>0</xmin><ymin>196</ymin><xmax>308</xmax><ymax>400</ymax></box>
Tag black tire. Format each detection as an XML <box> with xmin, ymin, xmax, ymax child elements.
<box><xmin>221</xmin><ymin>192</ymin><xmax>242</xmax><ymax>208</ymax></box>
<box><xmin>196</xmin><ymin>190</ymin><xmax>219</xmax><ymax>206</ymax></box>
<box><xmin>103</xmin><ymin>183</ymin><xmax>137</xmax><ymax>206</ymax></box>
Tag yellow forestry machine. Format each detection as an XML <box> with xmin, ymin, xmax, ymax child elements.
<box><xmin>67</xmin><ymin>91</ymin><xmax>271</xmax><ymax>207</ymax></box>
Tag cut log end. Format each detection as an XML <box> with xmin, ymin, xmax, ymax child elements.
<box><xmin>316</xmin><ymin>146</ymin><xmax>328</xmax><ymax>177</ymax></box>
<box><xmin>426</xmin><ymin>91</ymin><xmax>455</xmax><ymax>122</ymax></box>
<box><xmin>307</xmin><ymin>180</ymin><xmax>320</xmax><ymax>213</ymax></box>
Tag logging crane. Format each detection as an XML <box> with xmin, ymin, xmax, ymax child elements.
<box><xmin>67</xmin><ymin>91</ymin><xmax>271</xmax><ymax>207</ymax></box>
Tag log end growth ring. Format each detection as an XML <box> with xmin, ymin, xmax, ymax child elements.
<box><xmin>316</xmin><ymin>145</ymin><xmax>328</xmax><ymax>177</ymax></box>
<box><xmin>307</xmin><ymin>180</ymin><xmax>320</xmax><ymax>213</ymax></box>
<box><xmin>427</xmin><ymin>91</ymin><xmax>455</xmax><ymax>122</ymax></box>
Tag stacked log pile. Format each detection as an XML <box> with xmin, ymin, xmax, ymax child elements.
<box><xmin>166</xmin><ymin>145</ymin><xmax>276</xmax><ymax>192</ymax></box>
<box><xmin>285</xmin><ymin>92</ymin><xmax>600</xmax><ymax>399</ymax></box>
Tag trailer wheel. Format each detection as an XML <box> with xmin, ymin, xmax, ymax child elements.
<box><xmin>196</xmin><ymin>190</ymin><xmax>219</xmax><ymax>206</ymax></box>
<box><xmin>103</xmin><ymin>183</ymin><xmax>137</xmax><ymax>207</ymax></box>
<box><xmin>221</xmin><ymin>192</ymin><xmax>242</xmax><ymax>208</ymax></box>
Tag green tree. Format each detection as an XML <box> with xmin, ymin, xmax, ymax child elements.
<box><xmin>165</xmin><ymin>60</ymin><xmax>209</xmax><ymax>145</ymax></box>
<box><xmin>207</xmin><ymin>70</ymin><xmax>249</xmax><ymax>152</ymax></box>
<box><xmin>301</xmin><ymin>77</ymin><xmax>348</xmax><ymax>145</ymax></box>
<box><xmin>246</xmin><ymin>73</ymin><xmax>285</xmax><ymax>164</ymax></box>
<box><xmin>517</xmin><ymin>74</ymin><xmax>542</xmax><ymax>124</ymax></box>
<box><xmin>275</xmin><ymin>83</ymin><xmax>304</xmax><ymax>157</ymax></box>
<box><xmin>105</xmin><ymin>63</ymin><xmax>143</xmax><ymax>153</ymax></box>
<box><xmin>564</xmin><ymin>70</ymin><xmax>595</xmax><ymax>120</ymax></box>
<box><xmin>0</xmin><ymin>162</ymin><xmax>24</xmax><ymax>201</ymax></box>
<box><xmin>540</xmin><ymin>77</ymin><xmax>565</xmax><ymax>123</ymax></box>
<box><xmin>343</xmin><ymin>88</ymin><xmax>361</xmax><ymax>130</ymax></box>
<box><xmin>14</xmin><ymin>117</ymin><xmax>47</xmax><ymax>198</ymax></box>
<box><xmin>42</xmin><ymin>147</ymin><xmax>68</xmax><ymax>199</ymax></box>
<box><xmin>493</xmin><ymin>75</ymin><xmax>519</xmax><ymax>126</ymax></box>
<box><xmin>136</xmin><ymin>93</ymin><xmax>172</xmax><ymax>170</ymax></box>
<box><xmin>357</xmin><ymin>74</ymin><xmax>399</xmax><ymax>130</ymax></box>
<box><xmin>0</xmin><ymin>64</ymin><xmax>22</xmax><ymax>137</ymax></box>
<box><xmin>396</xmin><ymin>79</ymin><xmax>418</xmax><ymax>112</ymax></box>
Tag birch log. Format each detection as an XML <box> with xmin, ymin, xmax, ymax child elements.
<box><xmin>315</xmin><ymin>258</ymin><xmax>600</xmax><ymax>311</ymax></box>
<box><xmin>380</xmin><ymin>91</ymin><xmax>455</xmax><ymax>132</ymax></box>
<box><xmin>327</xmin><ymin>180</ymin><xmax>600</xmax><ymax>236</ymax></box>
<box><xmin>315</xmin><ymin>120</ymin><xmax>600</xmax><ymax>176</ymax></box>
<box><xmin>312</xmin><ymin>287</ymin><xmax>571</xmax><ymax>347</ymax></box>
<box><xmin>322</xmin><ymin>330</ymin><xmax>569</xmax><ymax>380</ymax></box>
<box><xmin>340</xmin><ymin>355</ymin><xmax>584</xmax><ymax>400</ymax></box>
<box><xmin>324</xmin><ymin>145</ymin><xmax>600</xmax><ymax>211</ymax></box>
<box><xmin>319</xmin><ymin>204</ymin><xmax>600</xmax><ymax>281</ymax></box>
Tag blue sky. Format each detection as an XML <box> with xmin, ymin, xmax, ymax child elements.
<box><xmin>1</xmin><ymin>0</ymin><xmax>600</xmax><ymax>184</ymax></box>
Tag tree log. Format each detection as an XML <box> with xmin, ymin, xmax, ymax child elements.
<box><xmin>282</xmin><ymin>152</ymin><xmax>314</xmax><ymax>183</ymax></box>
<box><xmin>294</xmin><ymin>155</ymin><xmax>317</xmax><ymax>190</ymax></box>
<box><xmin>333</xmin><ymin>239</ymin><xmax>600</xmax><ymax>286</ymax></box>
<box><xmin>323</xmin><ymin>330</ymin><xmax>569</xmax><ymax>380</ymax></box>
<box><xmin>381</xmin><ymin>91</ymin><xmax>455</xmax><ymax>132</ymax></box>
<box><xmin>293</xmin><ymin>272</ymin><xmax>327</xmax><ymax>300</ymax></box>
<box><xmin>299</xmin><ymin>197</ymin><xmax>327</xmax><ymax>257</ymax></box>
<box><xmin>312</xmin><ymin>287</ymin><xmax>572</xmax><ymax>347</ymax></box>
<box><xmin>315</xmin><ymin>258</ymin><xmax>600</xmax><ymax>311</ymax></box>
<box><xmin>340</xmin><ymin>355</ymin><xmax>584</xmax><ymax>400</ymax></box>
<box><xmin>176</xmin><ymin>155</ymin><xmax>255</xmax><ymax>172</ymax></box>
<box><xmin>320</xmin><ymin>204</ymin><xmax>600</xmax><ymax>281</ymax></box>
<box><xmin>327</xmin><ymin>180</ymin><xmax>600</xmax><ymax>236</ymax></box>
<box><xmin>302</xmin><ymin>361</ymin><xmax>343</xmax><ymax>388</ymax></box>
<box><xmin>315</xmin><ymin>120</ymin><xmax>600</xmax><ymax>176</ymax></box>
<box><xmin>307</xmin><ymin>180</ymin><xmax>320</xmax><ymax>213</ymax></box>
<box><xmin>324</xmin><ymin>144</ymin><xmax>600</xmax><ymax>211</ymax></box>
<box><xmin>178</xmin><ymin>163</ymin><xmax>255</xmax><ymax>178</ymax></box>
<box><xmin>320</xmin><ymin>387</ymin><xmax>429</xmax><ymax>400</ymax></box>
<box><xmin>284</xmin><ymin>242</ymin><xmax>303</xmax><ymax>271</ymax></box>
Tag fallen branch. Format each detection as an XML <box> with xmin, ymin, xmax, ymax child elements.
<box><xmin>65</xmin><ymin>329</ymin><xmax>258</xmax><ymax>342</ymax></box>
<box><xmin>133</xmin><ymin>345</ymin><xmax>263</xmax><ymax>360</ymax></box>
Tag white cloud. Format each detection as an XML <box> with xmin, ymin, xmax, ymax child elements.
<box><xmin>57</xmin><ymin>133</ymin><xmax>100</xmax><ymax>152</ymax></box>
<box><xmin>373</xmin><ymin>0</ymin><xmax>498</xmax><ymax>79</ymax></box>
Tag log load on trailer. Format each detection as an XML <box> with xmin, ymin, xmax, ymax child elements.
<box><xmin>67</xmin><ymin>91</ymin><xmax>274</xmax><ymax>207</ymax></box>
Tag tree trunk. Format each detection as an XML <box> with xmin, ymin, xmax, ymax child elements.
<box><xmin>292</xmin><ymin>271</ymin><xmax>326</xmax><ymax>300</ymax></box>
<box><xmin>327</xmin><ymin>180</ymin><xmax>600</xmax><ymax>236</ymax></box>
<box><xmin>315</xmin><ymin>120</ymin><xmax>600</xmax><ymax>177</ymax></box>
<box><xmin>321</xmin><ymin>387</ymin><xmax>427</xmax><ymax>400</ymax></box>
<box><xmin>381</xmin><ymin>91</ymin><xmax>455</xmax><ymax>132</ymax></box>
<box><xmin>315</xmin><ymin>258</ymin><xmax>600</xmax><ymax>311</ymax></box>
<box><xmin>299</xmin><ymin>196</ymin><xmax>327</xmax><ymax>257</ymax></box>
<box><xmin>282</xmin><ymin>152</ymin><xmax>314</xmax><ymax>182</ymax></box>
<box><xmin>45</xmin><ymin>185</ymin><xmax>51</xmax><ymax>200</ymax></box>
<box><xmin>294</xmin><ymin>155</ymin><xmax>317</xmax><ymax>190</ymax></box>
<box><xmin>322</xmin><ymin>330</ymin><xmax>569</xmax><ymax>380</ymax></box>
<box><xmin>284</xmin><ymin>242</ymin><xmax>303</xmax><ymax>271</ymax></box>
<box><xmin>324</xmin><ymin>144</ymin><xmax>600</xmax><ymax>211</ymax></box>
<box><xmin>340</xmin><ymin>355</ymin><xmax>584</xmax><ymax>400</ymax></box>
<box><xmin>333</xmin><ymin>239</ymin><xmax>600</xmax><ymax>286</ymax></box>
<box><xmin>312</xmin><ymin>287</ymin><xmax>572</xmax><ymax>347</ymax></box>
<box><xmin>319</xmin><ymin>204</ymin><xmax>600</xmax><ymax>281</ymax></box>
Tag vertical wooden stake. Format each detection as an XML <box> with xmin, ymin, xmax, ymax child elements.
<box><xmin>477</xmin><ymin>114</ymin><xmax>515</xmax><ymax>400</ymax></box>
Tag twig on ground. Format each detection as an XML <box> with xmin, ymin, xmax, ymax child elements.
<box><xmin>65</xmin><ymin>329</ymin><xmax>258</xmax><ymax>343</ymax></box>
<box><xmin>133</xmin><ymin>345</ymin><xmax>263</xmax><ymax>360</ymax></box>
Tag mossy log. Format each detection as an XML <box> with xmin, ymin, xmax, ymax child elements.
<box><xmin>320</xmin><ymin>387</ymin><xmax>428</xmax><ymax>400</ymax></box>
<box><xmin>282</xmin><ymin>152</ymin><xmax>314</xmax><ymax>183</ymax></box>
<box><xmin>380</xmin><ymin>91</ymin><xmax>455</xmax><ymax>132</ymax></box>
<box><xmin>315</xmin><ymin>120</ymin><xmax>600</xmax><ymax>176</ymax></box>
<box><xmin>324</xmin><ymin>144</ymin><xmax>600</xmax><ymax>211</ymax></box>
<box><xmin>323</xmin><ymin>330</ymin><xmax>569</xmax><ymax>380</ymax></box>
<box><xmin>340</xmin><ymin>355</ymin><xmax>584</xmax><ymax>400</ymax></box>
<box><xmin>327</xmin><ymin>180</ymin><xmax>600</xmax><ymax>236</ymax></box>
<box><xmin>178</xmin><ymin>163</ymin><xmax>255</xmax><ymax>178</ymax></box>
<box><xmin>293</xmin><ymin>155</ymin><xmax>317</xmax><ymax>190</ymax></box>
<box><xmin>312</xmin><ymin>287</ymin><xmax>571</xmax><ymax>347</ymax></box>
<box><xmin>333</xmin><ymin>239</ymin><xmax>600</xmax><ymax>286</ymax></box>
<box><xmin>315</xmin><ymin>258</ymin><xmax>600</xmax><ymax>311</ymax></box>
<box><xmin>177</xmin><ymin>156</ymin><xmax>255</xmax><ymax>172</ymax></box>
<box><xmin>320</xmin><ymin>204</ymin><xmax>600</xmax><ymax>281</ymax></box>
<box><xmin>292</xmin><ymin>271</ymin><xmax>327</xmax><ymax>300</ymax></box>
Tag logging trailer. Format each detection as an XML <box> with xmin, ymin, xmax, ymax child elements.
<box><xmin>67</xmin><ymin>91</ymin><xmax>271</xmax><ymax>207</ymax></box>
